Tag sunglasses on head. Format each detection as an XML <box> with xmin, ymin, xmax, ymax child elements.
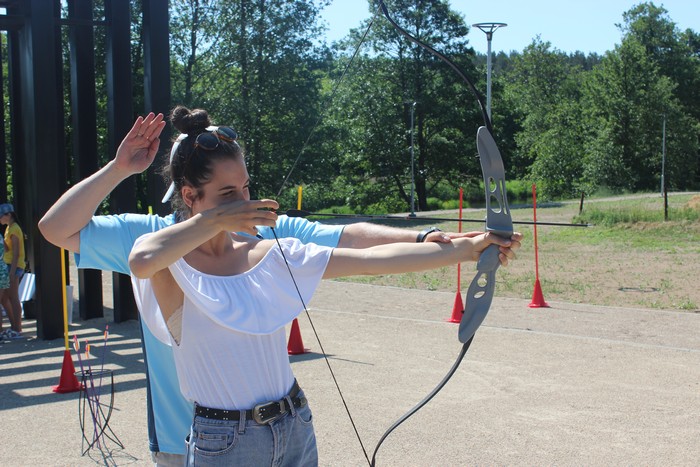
<box><xmin>193</xmin><ymin>126</ymin><xmax>238</xmax><ymax>151</ymax></box>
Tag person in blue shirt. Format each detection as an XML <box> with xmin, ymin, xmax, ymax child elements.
<box><xmin>39</xmin><ymin>111</ymin><xmax>520</xmax><ymax>466</ymax></box>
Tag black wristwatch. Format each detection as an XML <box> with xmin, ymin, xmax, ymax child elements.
<box><xmin>416</xmin><ymin>227</ymin><xmax>442</xmax><ymax>243</ymax></box>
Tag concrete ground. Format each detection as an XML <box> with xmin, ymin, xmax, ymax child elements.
<box><xmin>1</xmin><ymin>280</ymin><xmax>698</xmax><ymax>466</ymax></box>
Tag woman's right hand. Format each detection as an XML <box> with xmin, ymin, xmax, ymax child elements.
<box><xmin>208</xmin><ymin>199</ymin><xmax>280</xmax><ymax>236</ymax></box>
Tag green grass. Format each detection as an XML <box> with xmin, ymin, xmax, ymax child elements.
<box><xmin>553</xmin><ymin>222</ymin><xmax>700</xmax><ymax>253</ymax></box>
<box><xmin>334</xmin><ymin>192</ymin><xmax>700</xmax><ymax>312</ymax></box>
<box><xmin>552</xmin><ymin>194</ymin><xmax>700</xmax><ymax>252</ymax></box>
<box><xmin>574</xmin><ymin>198</ymin><xmax>700</xmax><ymax>226</ymax></box>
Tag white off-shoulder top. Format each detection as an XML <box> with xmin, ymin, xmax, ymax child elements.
<box><xmin>131</xmin><ymin>236</ymin><xmax>332</xmax><ymax>410</ymax></box>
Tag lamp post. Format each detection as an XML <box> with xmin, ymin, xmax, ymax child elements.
<box><xmin>409</xmin><ymin>101</ymin><xmax>417</xmax><ymax>217</ymax></box>
<box><xmin>472</xmin><ymin>22</ymin><xmax>507</xmax><ymax>120</ymax></box>
<box><xmin>660</xmin><ymin>114</ymin><xmax>666</xmax><ymax>197</ymax></box>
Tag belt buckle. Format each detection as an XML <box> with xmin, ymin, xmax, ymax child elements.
<box><xmin>253</xmin><ymin>400</ymin><xmax>286</xmax><ymax>424</ymax></box>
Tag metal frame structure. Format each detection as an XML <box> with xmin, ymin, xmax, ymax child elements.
<box><xmin>0</xmin><ymin>0</ymin><xmax>171</xmax><ymax>339</ymax></box>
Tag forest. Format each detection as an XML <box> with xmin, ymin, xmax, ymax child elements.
<box><xmin>52</xmin><ymin>1</ymin><xmax>700</xmax><ymax>213</ymax></box>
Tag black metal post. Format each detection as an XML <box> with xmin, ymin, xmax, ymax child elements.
<box><xmin>143</xmin><ymin>0</ymin><xmax>172</xmax><ymax>216</ymax></box>
<box><xmin>68</xmin><ymin>0</ymin><xmax>104</xmax><ymax>320</ymax></box>
<box><xmin>15</xmin><ymin>0</ymin><xmax>67</xmax><ymax>339</ymax></box>
<box><xmin>105</xmin><ymin>0</ymin><xmax>138</xmax><ymax>322</ymax></box>
<box><xmin>6</xmin><ymin>13</ymin><xmax>25</xmax><ymax>317</ymax></box>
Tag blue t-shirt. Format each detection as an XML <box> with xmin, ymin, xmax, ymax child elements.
<box><xmin>78</xmin><ymin>213</ymin><xmax>344</xmax><ymax>455</ymax></box>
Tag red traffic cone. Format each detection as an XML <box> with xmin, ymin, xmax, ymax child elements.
<box><xmin>445</xmin><ymin>291</ymin><xmax>464</xmax><ymax>323</ymax></box>
<box><xmin>287</xmin><ymin>318</ymin><xmax>310</xmax><ymax>355</ymax></box>
<box><xmin>52</xmin><ymin>349</ymin><xmax>82</xmax><ymax>393</ymax></box>
<box><xmin>528</xmin><ymin>279</ymin><xmax>550</xmax><ymax>308</ymax></box>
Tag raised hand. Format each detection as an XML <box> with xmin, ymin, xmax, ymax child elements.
<box><xmin>115</xmin><ymin>113</ymin><xmax>166</xmax><ymax>175</ymax></box>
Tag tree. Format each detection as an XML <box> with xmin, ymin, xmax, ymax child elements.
<box><xmin>618</xmin><ymin>2</ymin><xmax>700</xmax><ymax>187</ymax></box>
<box><xmin>527</xmin><ymin>86</ymin><xmax>589</xmax><ymax>199</ymax></box>
<box><xmin>582</xmin><ymin>38</ymin><xmax>697</xmax><ymax>191</ymax></box>
<box><xmin>502</xmin><ymin>38</ymin><xmax>587</xmax><ymax>197</ymax></box>
<box><xmin>168</xmin><ymin>0</ymin><xmax>333</xmax><ymax>200</ymax></box>
<box><xmin>169</xmin><ymin>0</ymin><xmax>222</xmax><ymax>107</ymax></box>
<box><xmin>328</xmin><ymin>0</ymin><xmax>482</xmax><ymax>212</ymax></box>
<box><xmin>620</xmin><ymin>2</ymin><xmax>700</xmax><ymax>122</ymax></box>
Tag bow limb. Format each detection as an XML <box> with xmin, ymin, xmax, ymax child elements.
<box><xmin>369</xmin><ymin>338</ymin><xmax>472</xmax><ymax>466</ymax></box>
<box><xmin>370</xmin><ymin>129</ymin><xmax>511</xmax><ymax>463</ymax></box>
<box><xmin>376</xmin><ymin>0</ymin><xmax>492</xmax><ymax>132</ymax></box>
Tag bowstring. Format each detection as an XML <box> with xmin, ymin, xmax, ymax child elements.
<box><xmin>271</xmin><ymin>228</ymin><xmax>371</xmax><ymax>466</ymax></box>
<box><xmin>272</xmin><ymin>7</ymin><xmax>387</xmax><ymax>465</ymax></box>
<box><xmin>367</xmin><ymin>1</ymin><xmax>501</xmax><ymax>464</ymax></box>
<box><xmin>276</xmin><ymin>6</ymin><xmax>382</xmax><ymax>197</ymax></box>
<box><xmin>274</xmin><ymin>3</ymin><xmax>495</xmax><ymax>465</ymax></box>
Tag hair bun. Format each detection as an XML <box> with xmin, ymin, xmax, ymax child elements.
<box><xmin>170</xmin><ymin>105</ymin><xmax>211</xmax><ymax>135</ymax></box>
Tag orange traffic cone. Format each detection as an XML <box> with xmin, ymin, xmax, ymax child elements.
<box><xmin>528</xmin><ymin>279</ymin><xmax>550</xmax><ymax>308</ymax></box>
<box><xmin>445</xmin><ymin>291</ymin><xmax>464</xmax><ymax>323</ymax></box>
<box><xmin>52</xmin><ymin>349</ymin><xmax>82</xmax><ymax>393</ymax></box>
<box><xmin>287</xmin><ymin>318</ymin><xmax>310</xmax><ymax>355</ymax></box>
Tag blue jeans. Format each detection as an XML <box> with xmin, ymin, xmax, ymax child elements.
<box><xmin>5</xmin><ymin>263</ymin><xmax>24</xmax><ymax>280</ymax></box>
<box><xmin>151</xmin><ymin>451</ymin><xmax>186</xmax><ymax>466</ymax></box>
<box><xmin>186</xmin><ymin>390</ymin><xmax>317</xmax><ymax>467</ymax></box>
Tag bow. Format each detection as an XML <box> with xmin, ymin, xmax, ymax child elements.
<box><xmin>274</xmin><ymin>1</ymin><xmax>514</xmax><ymax>464</ymax></box>
<box><xmin>369</xmin><ymin>1</ymin><xmax>513</xmax><ymax>465</ymax></box>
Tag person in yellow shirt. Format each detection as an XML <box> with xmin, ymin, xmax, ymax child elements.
<box><xmin>0</xmin><ymin>203</ymin><xmax>25</xmax><ymax>339</ymax></box>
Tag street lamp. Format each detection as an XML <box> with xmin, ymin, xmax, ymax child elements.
<box><xmin>409</xmin><ymin>101</ymin><xmax>417</xmax><ymax>217</ymax></box>
<box><xmin>472</xmin><ymin>22</ymin><xmax>507</xmax><ymax>120</ymax></box>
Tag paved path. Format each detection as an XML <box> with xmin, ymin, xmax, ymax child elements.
<box><xmin>1</xmin><ymin>281</ymin><xmax>698</xmax><ymax>466</ymax></box>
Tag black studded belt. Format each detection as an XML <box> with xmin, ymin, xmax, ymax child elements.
<box><xmin>194</xmin><ymin>380</ymin><xmax>306</xmax><ymax>425</ymax></box>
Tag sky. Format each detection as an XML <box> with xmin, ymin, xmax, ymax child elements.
<box><xmin>319</xmin><ymin>0</ymin><xmax>700</xmax><ymax>55</ymax></box>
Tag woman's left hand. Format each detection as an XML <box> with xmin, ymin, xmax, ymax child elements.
<box><xmin>472</xmin><ymin>231</ymin><xmax>523</xmax><ymax>266</ymax></box>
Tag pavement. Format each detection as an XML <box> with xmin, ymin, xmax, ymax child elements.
<box><xmin>1</xmin><ymin>280</ymin><xmax>698</xmax><ymax>466</ymax></box>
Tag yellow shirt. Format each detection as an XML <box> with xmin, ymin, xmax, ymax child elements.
<box><xmin>4</xmin><ymin>222</ymin><xmax>25</xmax><ymax>269</ymax></box>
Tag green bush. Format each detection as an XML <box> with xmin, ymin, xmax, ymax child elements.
<box><xmin>506</xmin><ymin>179</ymin><xmax>532</xmax><ymax>203</ymax></box>
<box><xmin>275</xmin><ymin>177</ymin><xmax>540</xmax><ymax>215</ymax></box>
<box><xmin>426</xmin><ymin>197</ymin><xmax>442</xmax><ymax>211</ymax></box>
<box><xmin>440</xmin><ymin>199</ymin><xmax>462</xmax><ymax>210</ymax></box>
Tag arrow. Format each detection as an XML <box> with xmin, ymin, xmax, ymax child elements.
<box><xmin>283</xmin><ymin>209</ymin><xmax>590</xmax><ymax>228</ymax></box>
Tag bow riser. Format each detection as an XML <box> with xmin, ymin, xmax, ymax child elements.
<box><xmin>459</xmin><ymin>127</ymin><xmax>514</xmax><ymax>344</ymax></box>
